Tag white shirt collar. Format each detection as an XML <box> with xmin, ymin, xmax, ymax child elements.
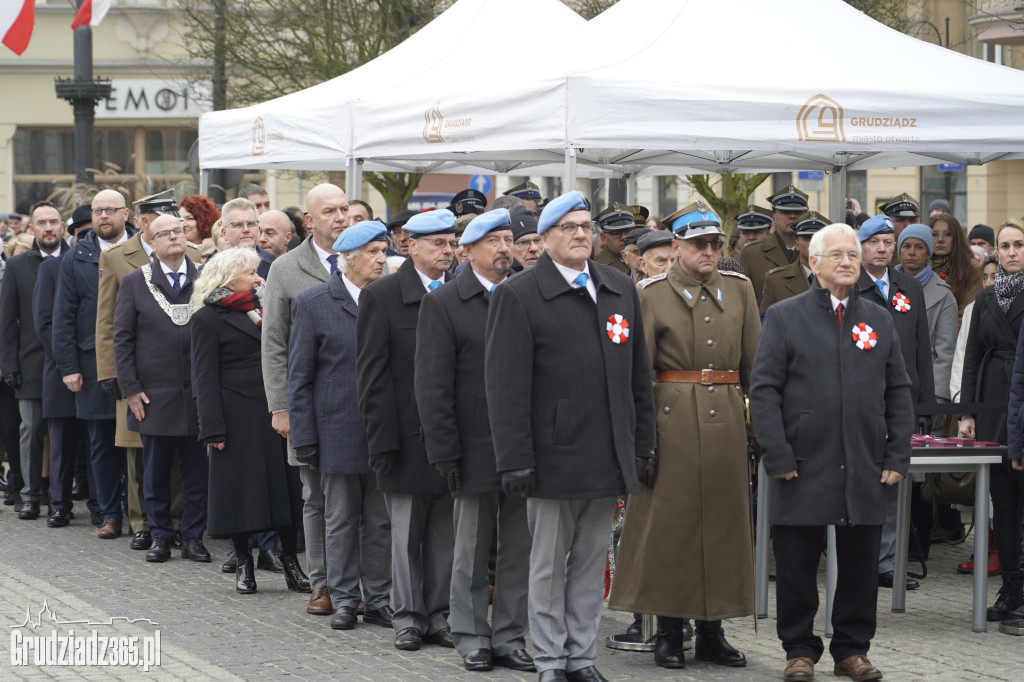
<box><xmin>98</xmin><ymin>230</ymin><xmax>129</xmax><ymax>252</ymax></box>
<box><xmin>312</xmin><ymin>238</ymin><xmax>336</xmax><ymax>274</ymax></box>
<box><xmin>472</xmin><ymin>267</ymin><xmax>503</xmax><ymax>293</ymax></box>
<box><xmin>552</xmin><ymin>258</ymin><xmax>596</xmax><ymax>302</ymax></box>
<box><xmin>141</xmin><ymin>236</ymin><xmax>154</xmax><ymax>257</ymax></box>
<box><xmin>830</xmin><ymin>294</ymin><xmax>849</xmax><ymax>312</ymax></box>
<box><xmin>415</xmin><ymin>266</ymin><xmax>445</xmax><ymax>293</ymax></box>
<box><xmin>341</xmin><ymin>273</ymin><xmax>362</xmax><ymax>304</ymax></box>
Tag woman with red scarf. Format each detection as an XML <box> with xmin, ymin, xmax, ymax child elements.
<box><xmin>191</xmin><ymin>247</ymin><xmax>308</xmax><ymax>594</ymax></box>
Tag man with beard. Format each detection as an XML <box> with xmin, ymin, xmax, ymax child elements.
<box><xmin>415</xmin><ymin>209</ymin><xmax>534</xmax><ymax>673</ymax></box>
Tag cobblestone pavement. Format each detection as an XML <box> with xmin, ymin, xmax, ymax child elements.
<box><xmin>0</xmin><ymin>506</ymin><xmax>1020</xmax><ymax>680</ymax></box>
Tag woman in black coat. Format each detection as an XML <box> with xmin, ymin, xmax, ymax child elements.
<box><xmin>959</xmin><ymin>220</ymin><xmax>1024</xmax><ymax>623</ymax></box>
<box><xmin>191</xmin><ymin>247</ymin><xmax>307</xmax><ymax>594</ymax></box>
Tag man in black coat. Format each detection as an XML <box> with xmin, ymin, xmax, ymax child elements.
<box><xmin>415</xmin><ymin>209</ymin><xmax>534</xmax><ymax>673</ymax></box>
<box><xmin>0</xmin><ymin>202</ymin><xmax>69</xmax><ymax>520</ymax></box>
<box><xmin>750</xmin><ymin>223</ymin><xmax>913</xmax><ymax>682</ymax></box>
<box><xmin>485</xmin><ymin>192</ymin><xmax>655</xmax><ymax>682</ymax></box>
<box><xmin>356</xmin><ymin>209</ymin><xmax>457</xmax><ymax>652</ymax></box>
<box><xmin>113</xmin><ymin>214</ymin><xmax>208</xmax><ymax>563</ymax></box>
<box><xmin>855</xmin><ymin>214</ymin><xmax>935</xmax><ymax>590</ymax></box>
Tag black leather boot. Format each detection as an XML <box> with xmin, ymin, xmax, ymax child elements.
<box><xmin>281</xmin><ymin>553</ymin><xmax>312</xmax><ymax>593</ymax></box>
<box><xmin>693</xmin><ymin>620</ymin><xmax>746</xmax><ymax>667</ymax></box>
<box><xmin>654</xmin><ymin>616</ymin><xmax>685</xmax><ymax>668</ymax></box>
<box><xmin>235</xmin><ymin>553</ymin><xmax>257</xmax><ymax>594</ymax></box>
<box><xmin>987</xmin><ymin>574</ymin><xmax>1023</xmax><ymax>622</ymax></box>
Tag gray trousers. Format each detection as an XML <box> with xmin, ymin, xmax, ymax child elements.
<box><xmin>18</xmin><ymin>399</ymin><xmax>46</xmax><ymax>503</ymax></box>
<box><xmin>298</xmin><ymin>464</ymin><xmax>327</xmax><ymax>588</ymax></box>
<box><xmin>451</xmin><ymin>491</ymin><xmax>530</xmax><ymax>657</ymax></box>
<box><xmin>322</xmin><ymin>471</ymin><xmax>392</xmax><ymax>611</ymax></box>
<box><xmin>878</xmin><ymin>481</ymin><xmax>898</xmax><ymax>573</ymax></box>
<box><xmin>527</xmin><ymin>496</ymin><xmax>617</xmax><ymax>674</ymax></box>
<box><xmin>384</xmin><ymin>491</ymin><xmax>454</xmax><ymax>636</ymax></box>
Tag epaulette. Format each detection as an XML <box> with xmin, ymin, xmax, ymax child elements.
<box><xmin>638</xmin><ymin>272</ymin><xmax>668</xmax><ymax>289</ymax></box>
<box><xmin>720</xmin><ymin>270</ymin><xmax>750</xmax><ymax>281</ymax></box>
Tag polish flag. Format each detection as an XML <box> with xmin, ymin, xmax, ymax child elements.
<box><xmin>1</xmin><ymin>0</ymin><xmax>34</xmax><ymax>56</ymax></box>
<box><xmin>72</xmin><ymin>0</ymin><xmax>114</xmax><ymax>30</ymax></box>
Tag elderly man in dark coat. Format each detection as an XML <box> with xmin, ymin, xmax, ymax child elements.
<box><xmin>114</xmin><ymin>213</ymin><xmax>208</xmax><ymax>564</ymax></box>
<box><xmin>485</xmin><ymin>191</ymin><xmax>655</xmax><ymax>682</ymax></box>
<box><xmin>416</xmin><ymin>209</ymin><xmax>534</xmax><ymax>673</ymax></box>
<box><xmin>289</xmin><ymin>221</ymin><xmax>393</xmax><ymax>631</ymax></box>
<box><xmin>356</xmin><ymin>209</ymin><xmax>457</xmax><ymax>652</ymax></box>
<box><xmin>750</xmin><ymin>222</ymin><xmax>914</xmax><ymax>682</ymax></box>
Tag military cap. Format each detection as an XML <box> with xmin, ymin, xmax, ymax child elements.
<box><xmin>857</xmin><ymin>215</ymin><xmax>895</xmax><ymax>242</ymax></box>
<box><xmin>447</xmin><ymin>189</ymin><xmax>487</xmax><ymax>217</ymax></box>
<box><xmin>460</xmin><ymin>208</ymin><xmax>511</xmax><ymax>246</ymax></box>
<box><xmin>897</xmin><ymin>223</ymin><xmax>933</xmax><ymax>257</ymax></box>
<box><xmin>538</xmin><ymin>191</ymin><xmax>589</xmax><ymax>234</ymax></box>
<box><xmin>595</xmin><ymin>205</ymin><xmax>635</xmax><ymax>233</ymax></box>
<box><xmin>133</xmin><ymin>189</ymin><xmax>179</xmax><ymax>217</ymax></box>
<box><xmin>735</xmin><ymin>205</ymin><xmax>773</xmax><ymax>230</ymax></box>
<box><xmin>637</xmin><ymin>230</ymin><xmax>674</xmax><ymax>255</ymax></box>
<box><xmin>503</xmin><ymin>181</ymin><xmax>541</xmax><ymax>201</ymax></box>
<box><xmin>969</xmin><ymin>223</ymin><xmax>994</xmax><ymax>245</ymax></box>
<box><xmin>333</xmin><ymin>220</ymin><xmax>387</xmax><ymax>253</ymax></box>
<box><xmin>405</xmin><ymin>208</ymin><xmax>457</xmax><ymax>236</ymax></box>
<box><xmin>66</xmin><ymin>204</ymin><xmax>93</xmax><ymax>236</ymax></box>
<box><xmin>664</xmin><ymin>200</ymin><xmax>725</xmax><ymax>239</ymax></box>
<box><xmin>509</xmin><ymin>205</ymin><xmax>538</xmax><ymax>241</ymax></box>
<box><xmin>881</xmin><ymin>193</ymin><xmax>920</xmax><ymax>217</ymax></box>
<box><xmin>626</xmin><ymin>204</ymin><xmax>651</xmax><ymax>227</ymax></box>
<box><xmin>768</xmin><ymin>185</ymin><xmax>809</xmax><ymax>212</ymax></box>
<box><xmin>387</xmin><ymin>209</ymin><xmax>418</xmax><ymax>232</ymax></box>
<box><xmin>624</xmin><ymin>227</ymin><xmax>650</xmax><ymax>248</ymax></box>
<box><xmin>794</xmin><ymin>211</ymin><xmax>830</xmax><ymax>237</ymax></box>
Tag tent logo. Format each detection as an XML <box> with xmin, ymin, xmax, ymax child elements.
<box><xmin>252</xmin><ymin>116</ymin><xmax>266</xmax><ymax>156</ymax></box>
<box><xmin>423</xmin><ymin>102</ymin><xmax>445</xmax><ymax>144</ymax></box>
<box><xmin>797</xmin><ymin>94</ymin><xmax>845</xmax><ymax>143</ymax></box>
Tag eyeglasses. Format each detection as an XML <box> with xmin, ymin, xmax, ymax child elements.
<box><xmin>515</xmin><ymin>236</ymin><xmax>542</xmax><ymax>248</ymax></box>
<box><xmin>820</xmin><ymin>250</ymin><xmax>862</xmax><ymax>264</ymax></box>
<box><xmin>421</xmin><ymin>237</ymin><xmax>458</xmax><ymax>249</ymax></box>
<box><xmin>92</xmin><ymin>207</ymin><xmax>126</xmax><ymax>216</ymax></box>
<box><xmin>686</xmin><ymin>237</ymin><xmax>725</xmax><ymax>252</ymax></box>
<box><xmin>554</xmin><ymin>221</ymin><xmax>596</xmax><ymax>236</ymax></box>
<box><xmin>152</xmin><ymin>227</ymin><xmax>185</xmax><ymax>241</ymax></box>
<box><xmin>226</xmin><ymin>220</ymin><xmax>259</xmax><ymax>231</ymax></box>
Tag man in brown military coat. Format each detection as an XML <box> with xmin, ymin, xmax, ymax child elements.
<box><xmin>760</xmin><ymin>212</ymin><xmax>829</xmax><ymax>312</ymax></box>
<box><xmin>591</xmin><ymin>205</ymin><xmax>633</xmax><ymax>274</ymax></box>
<box><xmin>738</xmin><ymin>186</ymin><xmax>808</xmax><ymax>302</ymax></box>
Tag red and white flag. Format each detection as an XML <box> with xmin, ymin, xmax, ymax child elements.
<box><xmin>72</xmin><ymin>0</ymin><xmax>114</xmax><ymax>30</ymax></box>
<box><xmin>1</xmin><ymin>0</ymin><xmax>35</xmax><ymax>56</ymax></box>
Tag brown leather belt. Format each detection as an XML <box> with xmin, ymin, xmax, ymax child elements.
<box><xmin>656</xmin><ymin>369</ymin><xmax>739</xmax><ymax>386</ymax></box>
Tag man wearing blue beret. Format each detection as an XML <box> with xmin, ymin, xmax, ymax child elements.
<box><xmin>485</xmin><ymin>191</ymin><xmax>655</xmax><ymax>682</ymax></box>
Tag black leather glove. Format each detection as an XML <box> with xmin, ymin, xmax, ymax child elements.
<box><xmin>369</xmin><ymin>450</ymin><xmax>397</xmax><ymax>477</ymax></box>
<box><xmin>501</xmin><ymin>467</ymin><xmax>536</xmax><ymax>497</ymax></box>
<box><xmin>100</xmin><ymin>378</ymin><xmax>122</xmax><ymax>401</ymax></box>
<box><xmin>636</xmin><ymin>455</ymin><xmax>657</xmax><ymax>487</ymax></box>
<box><xmin>3</xmin><ymin>372</ymin><xmax>21</xmax><ymax>389</ymax></box>
<box><xmin>434</xmin><ymin>460</ymin><xmax>462</xmax><ymax>495</ymax></box>
<box><xmin>294</xmin><ymin>444</ymin><xmax>318</xmax><ymax>467</ymax></box>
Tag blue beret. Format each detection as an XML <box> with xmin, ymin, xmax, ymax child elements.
<box><xmin>897</xmin><ymin>223</ymin><xmax>933</xmax><ymax>257</ymax></box>
<box><xmin>857</xmin><ymin>215</ymin><xmax>895</xmax><ymax>242</ymax></box>
<box><xmin>405</xmin><ymin>209</ymin><xmax>456</xmax><ymax>236</ymax></box>
<box><xmin>538</xmin><ymin>191</ymin><xmax>589</xmax><ymax>234</ymax></box>
<box><xmin>459</xmin><ymin>208</ymin><xmax>511</xmax><ymax>246</ymax></box>
<box><xmin>332</xmin><ymin>220</ymin><xmax>387</xmax><ymax>252</ymax></box>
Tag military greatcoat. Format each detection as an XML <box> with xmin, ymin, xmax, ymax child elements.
<box><xmin>609</xmin><ymin>262</ymin><xmax>760</xmax><ymax>621</ymax></box>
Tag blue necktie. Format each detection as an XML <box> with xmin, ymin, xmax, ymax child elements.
<box><xmin>327</xmin><ymin>254</ymin><xmax>339</xmax><ymax>276</ymax></box>
<box><xmin>490</xmin><ymin>285</ymin><xmax>496</xmax><ymax>293</ymax></box>
<box><xmin>170</xmin><ymin>272</ymin><xmax>182</xmax><ymax>295</ymax></box>
<box><xmin>875</xmin><ymin>279</ymin><xmax>886</xmax><ymax>299</ymax></box>
<box><xmin>572</xmin><ymin>273</ymin><xmax>589</xmax><ymax>289</ymax></box>
<box><xmin>428</xmin><ymin>280</ymin><xmax>442</xmax><ymax>291</ymax></box>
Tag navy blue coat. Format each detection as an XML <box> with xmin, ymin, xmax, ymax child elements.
<box><xmin>32</xmin><ymin>254</ymin><xmax>76</xmax><ymax>419</ymax></box>
<box><xmin>288</xmin><ymin>274</ymin><xmax>371</xmax><ymax>476</ymax></box>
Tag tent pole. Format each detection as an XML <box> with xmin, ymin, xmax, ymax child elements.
<box><xmin>351</xmin><ymin>159</ymin><xmax>364</xmax><ymax>200</ymax></box>
<box><xmin>625</xmin><ymin>173</ymin><xmax>637</xmax><ymax>204</ymax></box>
<box><xmin>199</xmin><ymin>168</ymin><xmax>209</xmax><ymax>197</ymax></box>
<box><xmin>564</xmin><ymin>147</ymin><xmax>577</xmax><ymax>192</ymax></box>
<box><xmin>828</xmin><ymin>163</ymin><xmax>847</xmax><ymax>223</ymax></box>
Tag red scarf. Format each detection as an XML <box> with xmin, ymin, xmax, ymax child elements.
<box><xmin>213</xmin><ymin>290</ymin><xmax>263</xmax><ymax>328</ymax></box>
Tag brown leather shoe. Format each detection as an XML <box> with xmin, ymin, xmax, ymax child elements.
<box><xmin>784</xmin><ymin>657</ymin><xmax>815</xmax><ymax>680</ymax></box>
<box><xmin>833</xmin><ymin>655</ymin><xmax>882</xmax><ymax>681</ymax></box>
<box><xmin>306</xmin><ymin>586</ymin><xmax>333</xmax><ymax>615</ymax></box>
<box><xmin>95</xmin><ymin>517</ymin><xmax>122</xmax><ymax>539</ymax></box>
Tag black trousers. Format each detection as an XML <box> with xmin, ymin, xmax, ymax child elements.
<box><xmin>774</xmin><ymin>524</ymin><xmax>882</xmax><ymax>663</ymax></box>
<box><xmin>141</xmin><ymin>435</ymin><xmax>208</xmax><ymax>541</ymax></box>
<box><xmin>48</xmin><ymin>416</ymin><xmax>88</xmax><ymax>512</ymax></box>
<box><xmin>991</xmin><ymin>461</ymin><xmax>1024</xmax><ymax>583</ymax></box>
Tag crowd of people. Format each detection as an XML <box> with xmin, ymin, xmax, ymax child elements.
<box><xmin>1</xmin><ymin>178</ymin><xmax>1023</xmax><ymax>682</ymax></box>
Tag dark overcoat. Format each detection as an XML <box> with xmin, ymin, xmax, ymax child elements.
<box><xmin>113</xmin><ymin>261</ymin><xmax>199</xmax><ymax>437</ymax></box>
<box><xmin>288</xmin><ymin>275</ymin><xmax>371</xmax><ymax>475</ymax></box>
<box><xmin>356</xmin><ymin>258</ymin><xmax>447</xmax><ymax>495</ymax></box>
<box><xmin>484</xmin><ymin>253</ymin><xmax>655</xmax><ymax>499</ymax></box>
<box><xmin>415</xmin><ymin>265</ymin><xmax>498</xmax><ymax>495</ymax></box>
<box><xmin>52</xmin><ymin>228</ymin><xmax>115</xmax><ymax>420</ymax></box>
<box><xmin>750</xmin><ymin>286</ymin><xmax>914</xmax><ymax>526</ymax></box>
<box><xmin>191</xmin><ymin>303</ymin><xmax>302</xmax><ymax>535</ymax></box>
<box><xmin>32</xmin><ymin>254</ymin><xmax>76</xmax><ymax>419</ymax></box>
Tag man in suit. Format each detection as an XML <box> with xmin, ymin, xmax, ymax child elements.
<box><xmin>262</xmin><ymin>182</ymin><xmax>350</xmax><ymax>616</ymax></box>
<box><xmin>760</xmin><ymin>212</ymin><xmax>829</xmax><ymax>312</ymax></box>
<box><xmin>0</xmin><ymin>201</ymin><xmax>69</xmax><ymax>520</ymax></box>
<box><xmin>415</xmin><ymin>209</ymin><xmax>535</xmax><ymax>673</ymax></box>
<box><xmin>738</xmin><ymin>186</ymin><xmax>809</xmax><ymax>302</ymax></box>
<box><xmin>217</xmin><ymin>198</ymin><xmax>276</xmax><ymax>279</ymax></box>
<box><xmin>289</xmin><ymin>221</ymin><xmax>393</xmax><ymax>632</ymax></box>
<box><xmin>356</xmin><ymin>208</ymin><xmax>457</xmax><ymax>652</ymax></box>
<box><xmin>750</xmin><ymin>223</ymin><xmax>913</xmax><ymax>682</ymax></box>
<box><xmin>113</xmin><ymin>213</ymin><xmax>208</xmax><ymax>563</ymax></box>
<box><xmin>485</xmin><ymin>191</ymin><xmax>655</xmax><ymax>682</ymax></box>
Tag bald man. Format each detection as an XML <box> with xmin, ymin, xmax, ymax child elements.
<box><xmin>258</xmin><ymin>210</ymin><xmax>295</xmax><ymax>257</ymax></box>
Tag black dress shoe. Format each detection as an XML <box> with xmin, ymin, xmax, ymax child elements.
<box><xmin>423</xmin><ymin>626</ymin><xmax>454</xmax><ymax>648</ymax></box>
<box><xmin>129</xmin><ymin>531</ymin><xmax>152</xmax><ymax>550</ymax></box>
<box><xmin>566</xmin><ymin>666</ymin><xmax>607</xmax><ymax>682</ymax></box>
<box><xmin>17</xmin><ymin>501</ymin><xmax>39</xmax><ymax>520</ymax></box>
<box><xmin>330</xmin><ymin>606</ymin><xmax>358</xmax><ymax>630</ymax></box>
<box><xmin>539</xmin><ymin>671</ymin><xmax>568</xmax><ymax>682</ymax></box>
<box><xmin>236</xmin><ymin>553</ymin><xmax>256</xmax><ymax>594</ymax></box>
<box><xmin>363</xmin><ymin>604</ymin><xmax>394</xmax><ymax>628</ymax></box>
<box><xmin>181</xmin><ymin>538</ymin><xmax>212</xmax><ymax>562</ymax></box>
<box><xmin>170</xmin><ymin>531</ymin><xmax>183</xmax><ymax>550</ymax></box>
<box><xmin>463</xmin><ymin>648</ymin><xmax>493</xmax><ymax>671</ymax></box>
<box><xmin>47</xmin><ymin>509</ymin><xmax>71</xmax><ymax>528</ymax></box>
<box><xmin>257</xmin><ymin>548</ymin><xmax>285</xmax><ymax>572</ymax></box>
<box><xmin>493</xmin><ymin>648</ymin><xmax>535</xmax><ymax>671</ymax></box>
<box><xmin>280</xmin><ymin>554</ymin><xmax>311</xmax><ymax>593</ymax></box>
<box><xmin>222</xmin><ymin>550</ymin><xmax>238</xmax><ymax>573</ymax></box>
<box><xmin>145</xmin><ymin>537</ymin><xmax>172</xmax><ymax>563</ymax></box>
<box><xmin>878</xmin><ymin>570</ymin><xmax>918</xmax><ymax>590</ymax></box>
<box><xmin>394</xmin><ymin>627</ymin><xmax>421</xmax><ymax>651</ymax></box>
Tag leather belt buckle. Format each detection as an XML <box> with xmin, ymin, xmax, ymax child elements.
<box><xmin>701</xmin><ymin>368</ymin><xmax>714</xmax><ymax>386</ymax></box>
